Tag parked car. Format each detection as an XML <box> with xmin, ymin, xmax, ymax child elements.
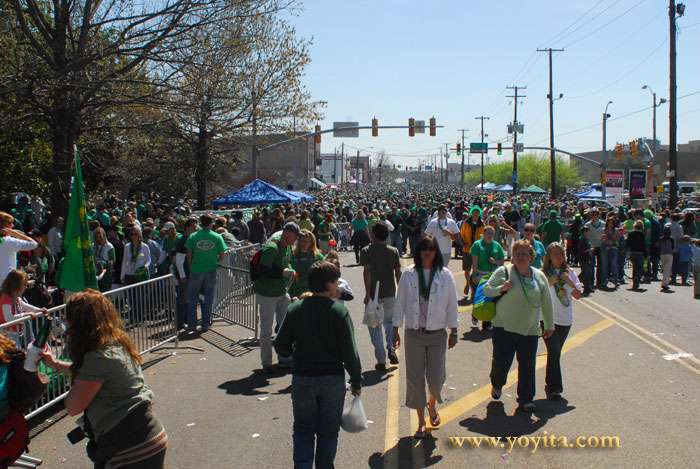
<box><xmin>578</xmin><ymin>198</ymin><xmax>617</xmax><ymax>211</ymax></box>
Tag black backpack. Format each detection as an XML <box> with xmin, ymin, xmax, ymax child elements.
<box><xmin>249</xmin><ymin>238</ymin><xmax>280</xmax><ymax>281</ymax></box>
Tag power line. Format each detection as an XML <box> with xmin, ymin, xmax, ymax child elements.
<box><xmin>539</xmin><ymin>0</ymin><xmax>608</xmax><ymax>47</ymax></box>
<box><xmin>563</xmin><ymin>0</ymin><xmax>649</xmax><ymax>49</ymax></box>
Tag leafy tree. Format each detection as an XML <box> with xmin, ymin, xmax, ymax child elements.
<box><xmin>3</xmin><ymin>0</ymin><xmax>287</xmax><ymax>220</ymax></box>
<box><xmin>463</xmin><ymin>153</ymin><xmax>581</xmax><ymax>192</ymax></box>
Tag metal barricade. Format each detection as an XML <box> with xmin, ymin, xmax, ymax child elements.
<box><xmin>5</xmin><ymin>275</ymin><xmax>178</xmax><ymax>419</ymax></box>
<box><xmin>214</xmin><ymin>244</ymin><xmax>260</xmax><ymax>338</ymax></box>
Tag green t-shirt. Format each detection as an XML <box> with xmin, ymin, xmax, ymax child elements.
<box><xmin>185</xmin><ymin>229</ymin><xmax>226</xmax><ymax>273</ymax></box>
<box><xmin>542</xmin><ymin>220</ymin><xmax>564</xmax><ymax>246</ymax></box>
<box><xmin>643</xmin><ymin>218</ymin><xmax>652</xmax><ymax>245</ymax></box>
<box><xmin>470</xmin><ymin>239</ymin><xmax>505</xmax><ymax>273</ymax></box>
<box><xmin>78</xmin><ymin>345</ymin><xmax>153</xmax><ymax>440</ymax></box>
<box><xmin>359</xmin><ymin>243</ymin><xmax>401</xmax><ymax>299</ymax></box>
<box><xmin>289</xmin><ymin>250</ymin><xmax>325</xmax><ymax>298</ymax></box>
<box><xmin>253</xmin><ymin>237</ymin><xmax>292</xmax><ymax>297</ymax></box>
<box><xmin>352</xmin><ymin>218</ymin><xmax>369</xmax><ymax>232</ymax></box>
<box><xmin>318</xmin><ymin>220</ymin><xmax>336</xmax><ymax>241</ymax></box>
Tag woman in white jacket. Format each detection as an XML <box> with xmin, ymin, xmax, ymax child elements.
<box><xmin>392</xmin><ymin>235</ymin><xmax>459</xmax><ymax>439</ymax></box>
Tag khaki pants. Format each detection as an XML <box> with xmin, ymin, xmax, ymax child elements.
<box><xmin>403</xmin><ymin>329</ymin><xmax>447</xmax><ymax>409</ymax></box>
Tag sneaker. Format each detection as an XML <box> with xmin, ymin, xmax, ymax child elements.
<box><xmin>471</xmin><ymin>317</ymin><xmax>478</xmax><ymax>326</ymax></box>
<box><xmin>486</xmin><ymin>325</ymin><xmax>493</xmax><ymax>331</ymax></box>
<box><xmin>278</xmin><ymin>361</ymin><xmax>292</xmax><ymax>369</ymax></box>
<box><xmin>519</xmin><ymin>402</ymin><xmax>536</xmax><ymax>412</ymax></box>
<box><xmin>548</xmin><ymin>391</ymin><xmax>562</xmax><ymax>401</ymax></box>
<box><xmin>491</xmin><ymin>386</ymin><xmax>502</xmax><ymax>400</ymax></box>
<box><xmin>388</xmin><ymin>349</ymin><xmax>399</xmax><ymax>365</ymax></box>
<box><xmin>375</xmin><ymin>363</ymin><xmax>386</xmax><ymax>371</ymax></box>
<box><xmin>262</xmin><ymin>365</ymin><xmax>273</xmax><ymax>374</ymax></box>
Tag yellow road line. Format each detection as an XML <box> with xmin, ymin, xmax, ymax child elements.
<box><xmin>579</xmin><ymin>298</ymin><xmax>700</xmax><ymax>376</ymax></box>
<box><xmin>383</xmin><ymin>365</ymin><xmax>400</xmax><ymax>469</ymax></box>
<box><xmin>425</xmin><ymin>318</ymin><xmax>614</xmax><ymax>430</ymax></box>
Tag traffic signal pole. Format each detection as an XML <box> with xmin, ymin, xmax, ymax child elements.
<box><xmin>475</xmin><ymin>116</ymin><xmax>489</xmax><ymax>189</ymax></box>
<box><xmin>538</xmin><ymin>47</ymin><xmax>564</xmax><ymax>199</ymax></box>
<box><xmin>458</xmin><ymin>129</ymin><xmax>468</xmax><ymax>188</ymax></box>
<box><xmin>507</xmin><ymin>86</ymin><xmax>526</xmax><ymax>195</ymax></box>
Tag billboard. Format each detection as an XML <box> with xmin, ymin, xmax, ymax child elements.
<box><xmin>629</xmin><ymin>169</ymin><xmax>647</xmax><ymax>199</ymax></box>
<box><xmin>606</xmin><ymin>170</ymin><xmax>624</xmax><ymax>205</ymax></box>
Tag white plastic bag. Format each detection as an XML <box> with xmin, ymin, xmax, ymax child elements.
<box><xmin>341</xmin><ymin>396</ymin><xmax>368</xmax><ymax>433</ymax></box>
<box><xmin>363</xmin><ymin>281</ymin><xmax>384</xmax><ymax>328</ymax></box>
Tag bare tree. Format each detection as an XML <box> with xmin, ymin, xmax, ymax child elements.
<box><xmin>373</xmin><ymin>150</ymin><xmax>392</xmax><ymax>183</ymax></box>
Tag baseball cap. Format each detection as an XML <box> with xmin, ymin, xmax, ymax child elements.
<box><xmin>283</xmin><ymin>222</ymin><xmax>301</xmax><ymax>236</ymax></box>
<box><xmin>162</xmin><ymin>221</ymin><xmax>175</xmax><ymax>231</ymax></box>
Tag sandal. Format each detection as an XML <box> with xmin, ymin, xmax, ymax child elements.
<box><xmin>429</xmin><ymin>412</ymin><xmax>441</xmax><ymax>427</ymax></box>
<box><xmin>413</xmin><ymin>429</ymin><xmax>426</xmax><ymax>439</ymax></box>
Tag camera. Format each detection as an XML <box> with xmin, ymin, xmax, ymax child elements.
<box><xmin>67</xmin><ymin>426</ymin><xmax>86</xmax><ymax>444</ymax></box>
<box><xmin>66</xmin><ymin>416</ymin><xmax>87</xmax><ymax>444</ymax></box>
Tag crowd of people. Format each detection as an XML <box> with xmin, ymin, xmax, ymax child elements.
<box><xmin>1</xmin><ymin>184</ymin><xmax>699</xmax><ymax>467</ymax></box>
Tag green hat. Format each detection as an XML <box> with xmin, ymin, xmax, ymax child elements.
<box><xmin>470</xmin><ymin>206</ymin><xmax>482</xmax><ymax>216</ymax></box>
<box><xmin>549</xmin><ymin>210</ymin><xmax>558</xmax><ymax>218</ymax></box>
<box><xmin>643</xmin><ymin>209</ymin><xmax>654</xmax><ymax>218</ymax></box>
<box><xmin>522</xmin><ymin>204</ymin><xmax>529</xmax><ymax>211</ymax></box>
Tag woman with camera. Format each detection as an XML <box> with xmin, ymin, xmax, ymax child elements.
<box><xmin>41</xmin><ymin>289</ymin><xmax>167</xmax><ymax>468</ymax></box>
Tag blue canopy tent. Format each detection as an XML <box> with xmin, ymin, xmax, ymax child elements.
<box><xmin>573</xmin><ymin>189</ymin><xmax>614</xmax><ymax>198</ymax></box>
<box><xmin>495</xmin><ymin>184</ymin><xmax>514</xmax><ymax>192</ymax></box>
<box><xmin>287</xmin><ymin>190</ymin><xmax>314</xmax><ymax>202</ymax></box>
<box><xmin>212</xmin><ymin>179</ymin><xmax>301</xmax><ymax>207</ymax></box>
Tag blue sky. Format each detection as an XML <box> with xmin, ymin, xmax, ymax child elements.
<box><xmin>286</xmin><ymin>0</ymin><xmax>699</xmax><ymax>168</ymax></box>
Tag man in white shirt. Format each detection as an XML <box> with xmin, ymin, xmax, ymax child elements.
<box><xmin>425</xmin><ymin>205</ymin><xmax>460</xmax><ymax>267</ymax></box>
<box><xmin>48</xmin><ymin>217</ymin><xmax>64</xmax><ymax>259</ymax></box>
<box><xmin>0</xmin><ymin>211</ymin><xmax>38</xmax><ymax>285</ymax></box>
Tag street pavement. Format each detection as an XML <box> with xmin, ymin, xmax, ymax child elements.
<box><xmin>28</xmin><ymin>249</ymin><xmax>700</xmax><ymax>468</ymax></box>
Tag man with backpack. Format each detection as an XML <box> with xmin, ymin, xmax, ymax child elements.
<box><xmin>252</xmin><ymin>222</ymin><xmax>301</xmax><ymax>373</ymax></box>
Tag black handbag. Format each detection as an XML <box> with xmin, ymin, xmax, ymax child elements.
<box><xmin>7</xmin><ymin>350</ymin><xmax>49</xmax><ymax>414</ymax></box>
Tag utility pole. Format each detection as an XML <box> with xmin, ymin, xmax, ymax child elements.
<box><xmin>475</xmin><ymin>116</ymin><xmax>489</xmax><ymax>189</ymax></box>
<box><xmin>458</xmin><ymin>129</ymin><xmax>468</xmax><ymax>188</ymax></box>
<box><xmin>601</xmin><ymin>101</ymin><xmax>613</xmax><ymax>200</ymax></box>
<box><xmin>538</xmin><ymin>48</ymin><xmax>564</xmax><ymax>199</ymax></box>
<box><xmin>669</xmin><ymin>0</ymin><xmax>683</xmax><ymax>208</ymax></box>
<box><xmin>292</xmin><ymin>114</ymin><xmax>296</xmax><ymax>189</ymax></box>
<box><xmin>444</xmin><ymin>143</ymin><xmax>450</xmax><ymax>184</ymax></box>
<box><xmin>507</xmin><ymin>86</ymin><xmax>526</xmax><ymax>195</ymax></box>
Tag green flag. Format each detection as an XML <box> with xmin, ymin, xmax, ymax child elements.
<box><xmin>56</xmin><ymin>147</ymin><xmax>98</xmax><ymax>292</ymax></box>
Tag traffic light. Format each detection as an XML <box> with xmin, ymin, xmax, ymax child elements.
<box><xmin>630</xmin><ymin>140</ymin><xmax>638</xmax><ymax>156</ymax></box>
<box><xmin>314</xmin><ymin>125</ymin><xmax>321</xmax><ymax>143</ymax></box>
<box><xmin>372</xmin><ymin>117</ymin><xmax>378</xmax><ymax>137</ymax></box>
<box><xmin>409</xmin><ymin>118</ymin><xmax>415</xmax><ymax>137</ymax></box>
<box><xmin>418</xmin><ymin>165</ymin><xmax>422</xmax><ymax>170</ymax></box>
<box><xmin>456</xmin><ymin>143</ymin><xmax>461</xmax><ymax>155</ymax></box>
<box><xmin>615</xmin><ymin>144</ymin><xmax>622</xmax><ymax>158</ymax></box>
<box><xmin>429</xmin><ymin>117</ymin><xmax>436</xmax><ymax>137</ymax></box>
<box><xmin>497</xmin><ymin>143</ymin><xmax>502</xmax><ymax>155</ymax></box>
<box><xmin>646</xmin><ymin>164</ymin><xmax>652</xmax><ymax>184</ymax></box>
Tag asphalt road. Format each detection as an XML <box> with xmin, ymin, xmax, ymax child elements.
<box><xmin>27</xmin><ymin>249</ymin><xmax>700</xmax><ymax>468</ymax></box>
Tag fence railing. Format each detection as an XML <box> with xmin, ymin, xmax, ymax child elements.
<box><xmin>6</xmin><ymin>275</ymin><xmax>178</xmax><ymax>419</ymax></box>
<box><xmin>214</xmin><ymin>244</ymin><xmax>260</xmax><ymax>338</ymax></box>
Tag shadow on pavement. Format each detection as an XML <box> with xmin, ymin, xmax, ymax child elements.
<box><xmin>362</xmin><ymin>368</ymin><xmax>392</xmax><ymax>387</ymax></box>
<box><xmin>198</xmin><ymin>329</ymin><xmax>256</xmax><ymax>358</ymax></box>
<box><xmin>368</xmin><ymin>433</ymin><xmax>442</xmax><ymax>468</ymax></box>
<box><xmin>218</xmin><ymin>370</ymin><xmax>284</xmax><ymax>396</ymax></box>
<box><xmin>459</xmin><ymin>400</ymin><xmax>574</xmax><ymax>437</ymax></box>
<box><xmin>461</xmin><ymin>327</ymin><xmax>492</xmax><ymax>343</ymax></box>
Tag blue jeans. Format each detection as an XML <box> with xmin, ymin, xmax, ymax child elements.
<box><xmin>367</xmin><ymin>297</ymin><xmax>395</xmax><ymax>364</ymax></box>
<box><xmin>292</xmin><ymin>374</ymin><xmax>346</xmax><ymax>469</ymax></box>
<box><xmin>390</xmin><ymin>231</ymin><xmax>402</xmax><ymax>252</ymax></box>
<box><xmin>617</xmin><ymin>250</ymin><xmax>627</xmax><ymax>283</ymax></box>
<box><xmin>603</xmin><ymin>247</ymin><xmax>618</xmax><ymax>284</ymax></box>
<box><xmin>630</xmin><ymin>252</ymin><xmax>645</xmax><ymax>286</ymax></box>
<box><xmin>186</xmin><ymin>270</ymin><xmax>217</xmax><ymax>329</ymax></box>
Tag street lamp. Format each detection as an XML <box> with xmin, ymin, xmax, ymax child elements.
<box><xmin>601</xmin><ymin>100</ymin><xmax>613</xmax><ymax>199</ymax></box>
<box><xmin>353</xmin><ymin>146</ymin><xmax>373</xmax><ymax>190</ymax></box>
<box><xmin>641</xmin><ymin>85</ymin><xmax>667</xmax><ymax>154</ymax></box>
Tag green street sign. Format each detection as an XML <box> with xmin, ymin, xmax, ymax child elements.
<box><xmin>470</xmin><ymin>142</ymin><xmax>488</xmax><ymax>153</ymax></box>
